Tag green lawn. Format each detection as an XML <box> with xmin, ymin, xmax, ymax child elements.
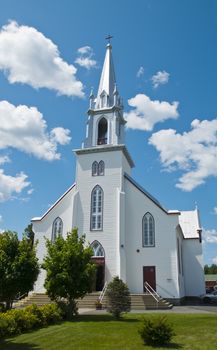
<box><xmin>0</xmin><ymin>313</ymin><xmax>217</xmax><ymax>350</ymax></box>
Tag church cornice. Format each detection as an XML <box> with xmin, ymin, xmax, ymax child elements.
<box><xmin>74</xmin><ymin>144</ymin><xmax>134</xmax><ymax>168</ymax></box>
<box><xmin>87</xmin><ymin>105</ymin><xmax>123</xmax><ymax>116</ymax></box>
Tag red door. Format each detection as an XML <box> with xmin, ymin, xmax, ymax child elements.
<box><xmin>143</xmin><ymin>266</ymin><xmax>156</xmax><ymax>292</ymax></box>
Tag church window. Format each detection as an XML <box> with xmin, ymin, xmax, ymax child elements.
<box><xmin>52</xmin><ymin>217</ymin><xmax>63</xmax><ymax>242</ymax></box>
<box><xmin>91</xmin><ymin>185</ymin><xmax>103</xmax><ymax>230</ymax></box>
<box><xmin>92</xmin><ymin>161</ymin><xmax>98</xmax><ymax>176</ymax></box>
<box><xmin>91</xmin><ymin>241</ymin><xmax>105</xmax><ymax>257</ymax></box>
<box><xmin>98</xmin><ymin>161</ymin><xmax>105</xmax><ymax>176</ymax></box>
<box><xmin>143</xmin><ymin>213</ymin><xmax>155</xmax><ymax>247</ymax></box>
<box><xmin>97</xmin><ymin>117</ymin><xmax>108</xmax><ymax>145</ymax></box>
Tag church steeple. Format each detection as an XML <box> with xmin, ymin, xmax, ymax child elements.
<box><xmin>95</xmin><ymin>43</ymin><xmax>117</xmax><ymax>109</ymax></box>
<box><xmin>84</xmin><ymin>42</ymin><xmax>125</xmax><ymax>148</ymax></box>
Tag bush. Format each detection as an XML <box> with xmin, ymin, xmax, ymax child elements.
<box><xmin>57</xmin><ymin>300</ymin><xmax>78</xmax><ymax>320</ymax></box>
<box><xmin>106</xmin><ymin>276</ymin><xmax>131</xmax><ymax>319</ymax></box>
<box><xmin>0</xmin><ymin>303</ymin><xmax>63</xmax><ymax>339</ymax></box>
<box><xmin>138</xmin><ymin>316</ymin><xmax>175</xmax><ymax>346</ymax></box>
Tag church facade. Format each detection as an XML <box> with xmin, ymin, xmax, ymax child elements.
<box><xmin>32</xmin><ymin>43</ymin><xmax>205</xmax><ymax>301</ymax></box>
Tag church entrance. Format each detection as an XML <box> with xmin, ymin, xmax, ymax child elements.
<box><xmin>143</xmin><ymin>266</ymin><xmax>156</xmax><ymax>292</ymax></box>
<box><xmin>90</xmin><ymin>241</ymin><xmax>105</xmax><ymax>291</ymax></box>
<box><xmin>92</xmin><ymin>257</ymin><xmax>105</xmax><ymax>291</ymax></box>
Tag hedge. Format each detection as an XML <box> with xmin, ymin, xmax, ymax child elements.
<box><xmin>0</xmin><ymin>303</ymin><xmax>63</xmax><ymax>338</ymax></box>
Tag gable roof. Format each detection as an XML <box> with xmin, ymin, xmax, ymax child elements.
<box><xmin>124</xmin><ymin>173</ymin><xmax>180</xmax><ymax>215</ymax></box>
<box><xmin>31</xmin><ymin>183</ymin><xmax>76</xmax><ymax>222</ymax></box>
<box><xmin>178</xmin><ymin>209</ymin><xmax>201</xmax><ymax>239</ymax></box>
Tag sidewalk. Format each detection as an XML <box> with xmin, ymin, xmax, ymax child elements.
<box><xmin>79</xmin><ymin>304</ymin><xmax>217</xmax><ymax>315</ymax></box>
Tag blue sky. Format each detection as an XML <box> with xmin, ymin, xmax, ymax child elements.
<box><xmin>0</xmin><ymin>0</ymin><xmax>216</xmax><ymax>265</ymax></box>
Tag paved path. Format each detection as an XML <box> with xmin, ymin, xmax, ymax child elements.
<box><xmin>79</xmin><ymin>305</ymin><xmax>217</xmax><ymax>315</ymax></box>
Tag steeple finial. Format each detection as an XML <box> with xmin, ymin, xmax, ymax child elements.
<box><xmin>105</xmin><ymin>34</ymin><xmax>113</xmax><ymax>44</ymax></box>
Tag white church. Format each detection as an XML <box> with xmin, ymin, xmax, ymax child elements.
<box><xmin>32</xmin><ymin>42</ymin><xmax>205</xmax><ymax>303</ymax></box>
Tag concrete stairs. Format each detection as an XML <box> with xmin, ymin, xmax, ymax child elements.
<box><xmin>13</xmin><ymin>292</ymin><xmax>173</xmax><ymax>310</ymax></box>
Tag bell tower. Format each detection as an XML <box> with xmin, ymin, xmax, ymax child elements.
<box><xmin>84</xmin><ymin>42</ymin><xmax>126</xmax><ymax>148</ymax></box>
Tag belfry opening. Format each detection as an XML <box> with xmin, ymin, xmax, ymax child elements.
<box><xmin>97</xmin><ymin>117</ymin><xmax>108</xmax><ymax>145</ymax></box>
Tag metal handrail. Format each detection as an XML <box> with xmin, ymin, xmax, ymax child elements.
<box><xmin>144</xmin><ymin>281</ymin><xmax>160</xmax><ymax>306</ymax></box>
<box><xmin>14</xmin><ymin>292</ymin><xmax>27</xmax><ymax>302</ymax></box>
<box><xmin>99</xmin><ymin>281</ymin><xmax>108</xmax><ymax>303</ymax></box>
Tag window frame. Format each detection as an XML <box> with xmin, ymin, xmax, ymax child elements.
<box><xmin>51</xmin><ymin>217</ymin><xmax>63</xmax><ymax>243</ymax></box>
<box><xmin>92</xmin><ymin>161</ymin><xmax>98</xmax><ymax>176</ymax></box>
<box><xmin>142</xmin><ymin>212</ymin><xmax>155</xmax><ymax>247</ymax></box>
<box><xmin>90</xmin><ymin>240</ymin><xmax>105</xmax><ymax>257</ymax></box>
<box><xmin>90</xmin><ymin>185</ymin><xmax>104</xmax><ymax>231</ymax></box>
<box><xmin>98</xmin><ymin>160</ymin><xmax>105</xmax><ymax>176</ymax></box>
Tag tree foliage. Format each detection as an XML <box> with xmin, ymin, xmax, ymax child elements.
<box><xmin>0</xmin><ymin>231</ymin><xmax>39</xmax><ymax>310</ymax></box>
<box><xmin>23</xmin><ymin>223</ymin><xmax>35</xmax><ymax>248</ymax></box>
<box><xmin>204</xmin><ymin>264</ymin><xmax>217</xmax><ymax>274</ymax></box>
<box><xmin>42</xmin><ymin>228</ymin><xmax>96</xmax><ymax>317</ymax></box>
<box><xmin>106</xmin><ymin>276</ymin><xmax>131</xmax><ymax>319</ymax></box>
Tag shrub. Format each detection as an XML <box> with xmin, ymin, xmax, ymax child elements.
<box><xmin>138</xmin><ymin>316</ymin><xmax>175</xmax><ymax>346</ymax></box>
<box><xmin>40</xmin><ymin>303</ymin><xmax>63</xmax><ymax>324</ymax></box>
<box><xmin>106</xmin><ymin>276</ymin><xmax>131</xmax><ymax>319</ymax></box>
<box><xmin>0</xmin><ymin>303</ymin><xmax>63</xmax><ymax>339</ymax></box>
<box><xmin>57</xmin><ymin>300</ymin><xmax>78</xmax><ymax>320</ymax></box>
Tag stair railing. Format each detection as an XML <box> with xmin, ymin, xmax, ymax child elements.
<box><xmin>99</xmin><ymin>281</ymin><xmax>108</xmax><ymax>303</ymax></box>
<box><xmin>144</xmin><ymin>281</ymin><xmax>161</xmax><ymax>308</ymax></box>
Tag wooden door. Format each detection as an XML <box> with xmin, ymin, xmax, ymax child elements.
<box><xmin>143</xmin><ymin>266</ymin><xmax>156</xmax><ymax>292</ymax></box>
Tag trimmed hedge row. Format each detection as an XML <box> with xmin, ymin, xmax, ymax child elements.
<box><xmin>0</xmin><ymin>303</ymin><xmax>63</xmax><ymax>338</ymax></box>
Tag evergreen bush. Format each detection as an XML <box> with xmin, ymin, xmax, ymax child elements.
<box><xmin>138</xmin><ymin>315</ymin><xmax>175</xmax><ymax>346</ymax></box>
<box><xmin>106</xmin><ymin>276</ymin><xmax>131</xmax><ymax>319</ymax></box>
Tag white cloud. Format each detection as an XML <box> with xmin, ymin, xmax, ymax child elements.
<box><xmin>0</xmin><ymin>21</ymin><xmax>84</xmax><ymax>97</ymax></box>
<box><xmin>50</xmin><ymin>127</ymin><xmax>71</xmax><ymax>145</ymax></box>
<box><xmin>125</xmin><ymin>94</ymin><xmax>179</xmax><ymax>131</ymax></box>
<box><xmin>0</xmin><ymin>169</ymin><xmax>30</xmax><ymax>202</ymax></box>
<box><xmin>149</xmin><ymin>118</ymin><xmax>217</xmax><ymax>191</ymax></box>
<box><xmin>203</xmin><ymin>229</ymin><xmax>217</xmax><ymax>244</ymax></box>
<box><xmin>0</xmin><ymin>100</ymin><xmax>71</xmax><ymax>161</ymax></box>
<box><xmin>151</xmin><ymin>70</ymin><xmax>170</xmax><ymax>88</ymax></box>
<box><xmin>27</xmin><ymin>188</ymin><xmax>34</xmax><ymax>195</ymax></box>
<box><xmin>213</xmin><ymin>207</ymin><xmax>217</xmax><ymax>215</ymax></box>
<box><xmin>75</xmin><ymin>46</ymin><xmax>97</xmax><ymax>70</ymax></box>
<box><xmin>0</xmin><ymin>155</ymin><xmax>10</xmax><ymax>165</ymax></box>
<box><xmin>136</xmin><ymin>66</ymin><xmax>144</xmax><ymax>78</ymax></box>
<box><xmin>212</xmin><ymin>256</ymin><xmax>217</xmax><ymax>264</ymax></box>
<box><xmin>0</xmin><ymin>215</ymin><xmax>2</xmax><ymax>223</ymax></box>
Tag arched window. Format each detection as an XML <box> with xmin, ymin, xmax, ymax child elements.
<box><xmin>90</xmin><ymin>185</ymin><xmax>103</xmax><ymax>230</ymax></box>
<box><xmin>142</xmin><ymin>213</ymin><xmax>155</xmax><ymax>247</ymax></box>
<box><xmin>52</xmin><ymin>217</ymin><xmax>63</xmax><ymax>242</ymax></box>
<box><xmin>97</xmin><ymin>118</ymin><xmax>108</xmax><ymax>145</ymax></box>
<box><xmin>91</xmin><ymin>241</ymin><xmax>105</xmax><ymax>257</ymax></box>
<box><xmin>98</xmin><ymin>161</ymin><xmax>105</xmax><ymax>176</ymax></box>
<box><xmin>92</xmin><ymin>161</ymin><xmax>98</xmax><ymax>176</ymax></box>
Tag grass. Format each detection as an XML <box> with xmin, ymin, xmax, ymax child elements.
<box><xmin>0</xmin><ymin>313</ymin><xmax>217</xmax><ymax>350</ymax></box>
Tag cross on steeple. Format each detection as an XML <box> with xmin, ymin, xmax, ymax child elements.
<box><xmin>105</xmin><ymin>34</ymin><xmax>113</xmax><ymax>44</ymax></box>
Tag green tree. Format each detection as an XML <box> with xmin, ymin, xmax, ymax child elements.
<box><xmin>42</xmin><ymin>228</ymin><xmax>96</xmax><ymax>318</ymax></box>
<box><xmin>0</xmin><ymin>231</ymin><xmax>39</xmax><ymax>310</ymax></box>
<box><xmin>23</xmin><ymin>223</ymin><xmax>34</xmax><ymax>248</ymax></box>
<box><xmin>106</xmin><ymin>276</ymin><xmax>131</xmax><ymax>319</ymax></box>
<box><xmin>204</xmin><ymin>264</ymin><xmax>217</xmax><ymax>274</ymax></box>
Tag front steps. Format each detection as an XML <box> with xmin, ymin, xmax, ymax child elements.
<box><xmin>13</xmin><ymin>292</ymin><xmax>173</xmax><ymax>310</ymax></box>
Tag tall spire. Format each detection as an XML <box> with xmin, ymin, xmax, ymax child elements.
<box><xmin>95</xmin><ymin>43</ymin><xmax>116</xmax><ymax>108</ymax></box>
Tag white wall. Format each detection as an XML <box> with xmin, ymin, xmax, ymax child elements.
<box><xmin>183</xmin><ymin>239</ymin><xmax>205</xmax><ymax>296</ymax></box>
<box><xmin>124</xmin><ymin>177</ymin><xmax>181</xmax><ymax>298</ymax></box>
<box><xmin>32</xmin><ymin>186</ymin><xmax>76</xmax><ymax>292</ymax></box>
<box><xmin>74</xmin><ymin>148</ymin><xmax>132</xmax><ymax>284</ymax></box>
